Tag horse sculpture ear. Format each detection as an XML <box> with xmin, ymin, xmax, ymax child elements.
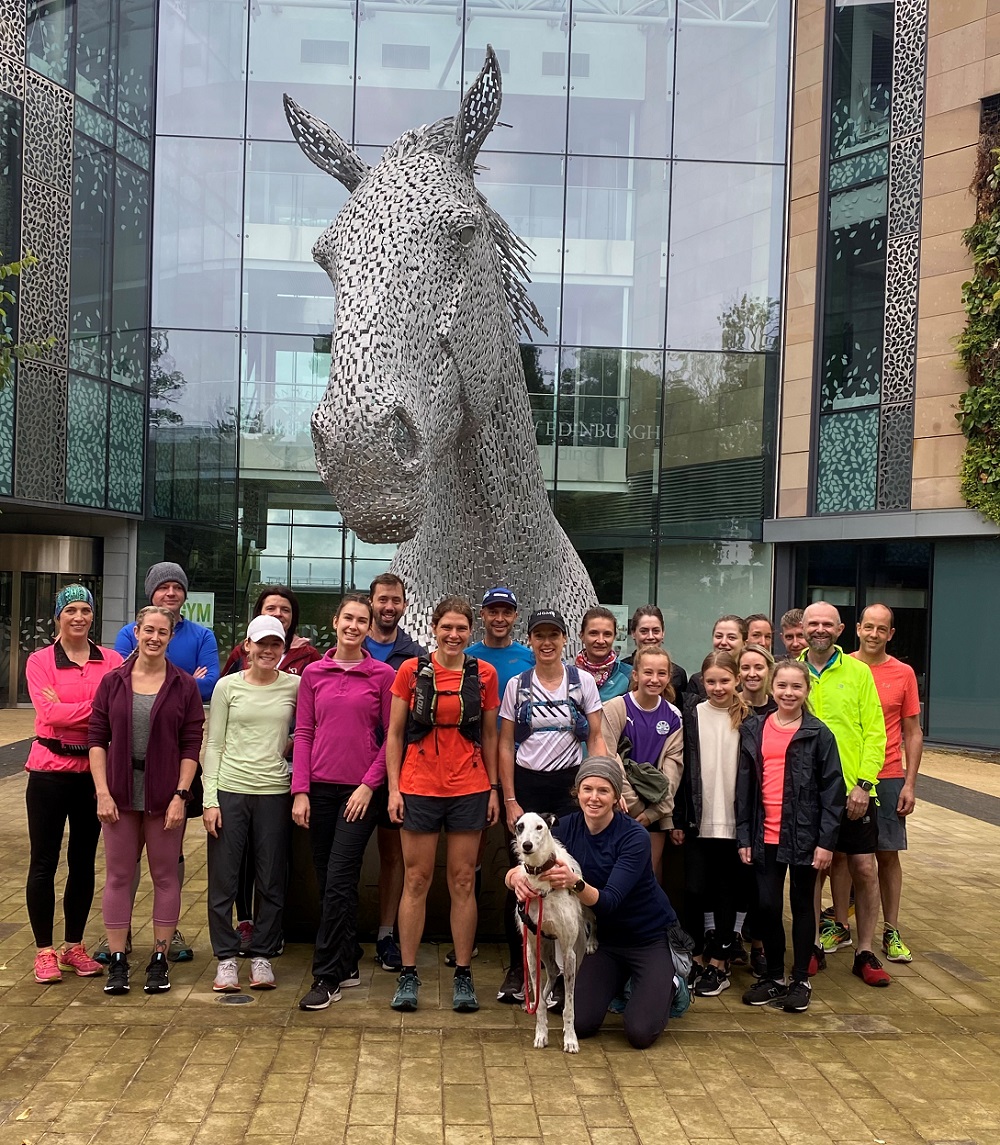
<box><xmin>452</xmin><ymin>45</ymin><xmax>503</xmax><ymax>170</ymax></box>
<box><xmin>283</xmin><ymin>93</ymin><xmax>370</xmax><ymax>192</ymax></box>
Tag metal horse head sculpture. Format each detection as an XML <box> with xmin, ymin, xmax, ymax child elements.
<box><xmin>284</xmin><ymin>48</ymin><xmax>598</xmax><ymax>640</ymax></box>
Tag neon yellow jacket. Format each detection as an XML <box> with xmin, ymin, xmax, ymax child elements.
<box><xmin>800</xmin><ymin>647</ymin><xmax>887</xmax><ymax>793</ymax></box>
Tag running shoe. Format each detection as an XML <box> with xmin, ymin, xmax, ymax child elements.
<box><xmin>750</xmin><ymin>946</ymin><xmax>768</xmax><ymax>979</ymax></box>
<box><xmin>819</xmin><ymin>904</ymin><xmax>836</xmax><ymax>925</ymax></box>
<box><xmin>34</xmin><ymin>948</ymin><xmax>62</xmax><ymax>984</ymax></box>
<box><xmin>340</xmin><ymin>966</ymin><xmax>361</xmax><ymax>988</ymax></box>
<box><xmin>452</xmin><ymin>973</ymin><xmax>479</xmax><ymax>1012</ymax></box>
<box><xmin>670</xmin><ymin>976</ymin><xmax>692</xmax><ymax>1019</ymax></box>
<box><xmin>742</xmin><ymin>978</ymin><xmax>787</xmax><ymax>1006</ymax></box>
<box><xmin>249</xmin><ymin>958</ymin><xmax>276</xmax><ymax>990</ymax></box>
<box><xmin>820</xmin><ymin>922</ymin><xmax>852</xmax><ymax>953</ymax></box>
<box><xmin>104</xmin><ymin>953</ymin><xmax>129</xmax><ymax>995</ymax></box>
<box><xmin>58</xmin><ymin>943</ymin><xmax>103</xmax><ymax>977</ymax></box>
<box><xmin>808</xmin><ymin>945</ymin><xmax>827</xmax><ymax>976</ymax></box>
<box><xmin>299</xmin><ymin>979</ymin><xmax>341</xmax><ymax>1010</ymax></box>
<box><xmin>444</xmin><ymin>946</ymin><xmax>478</xmax><ymax>967</ymax></box>
<box><xmin>783</xmin><ymin>977</ymin><xmax>812</xmax><ymax>1012</ymax></box>
<box><xmin>93</xmin><ymin>930</ymin><xmax>131</xmax><ymax>966</ymax></box>
<box><xmin>721</xmin><ymin>933</ymin><xmax>748</xmax><ymax>966</ymax></box>
<box><xmin>693</xmin><ymin>965</ymin><xmax>730</xmax><ymax>997</ymax></box>
<box><xmin>167</xmin><ymin>930</ymin><xmax>193</xmax><ymax>963</ymax></box>
<box><xmin>143</xmin><ymin>952</ymin><xmax>171</xmax><ymax>994</ymax></box>
<box><xmin>236</xmin><ymin>921</ymin><xmax>254</xmax><ymax>956</ymax></box>
<box><xmin>213</xmin><ymin>959</ymin><xmax>240</xmax><ymax>993</ymax></box>
<box><xmin>882</xmin><ymin>927</ymin><xmax>912</xmax><ymax>963</ymax></box>
<box><xmin>852</xmin><ymin>950</ymin><xmax>891</xmax><ymax>987</ymax></box>
<box><xmin>375</xmin><ymin>933</ymin><xmax>402</xmax><ymax>972</ymax></box>
<box><xmin>496</xmin><ymin>964</ymin><xmax>524</xmax><ymax>1004</ymax></box>
<box><xmin>391</xmin><ymin>970</ymin><xmax>421</xmax><ymax>1012</ymax></box>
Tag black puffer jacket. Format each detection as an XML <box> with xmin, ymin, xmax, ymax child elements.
<box><xmin>735</xmin><ymin>712</ymin><xmax>843</xmax><ymax>867</ymax></box>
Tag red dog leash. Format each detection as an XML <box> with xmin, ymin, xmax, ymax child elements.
<box><xmin>521</xmin><ymin>896</ymin><xmax>545</xmax><ymax>1015</ymax></box>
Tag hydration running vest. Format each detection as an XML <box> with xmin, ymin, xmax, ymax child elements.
<box><xmin>406</xmin><ymin>654</ymin><xmax>483</xmax><ymax>746</ymax></box>
<box><xmin>512</xmin><ymin>666</ymin><xmax>590</xmax><ymax>746</ymax></box>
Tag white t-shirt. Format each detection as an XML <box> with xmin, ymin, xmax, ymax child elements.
<box><xmin>696</xmin><ymin>700</ymin><xmax>740</xmax><ymax>839</ymax></box>
<box><xmin>500</xmin><ymin>666</ymin><xmax>602</xmax><ymax>773</ymax></box>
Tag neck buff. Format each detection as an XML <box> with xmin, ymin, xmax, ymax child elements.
<box><xmin>576</xmin><ymin>648</ymin><xmax>618</xmax><ymax>689</ymax></box>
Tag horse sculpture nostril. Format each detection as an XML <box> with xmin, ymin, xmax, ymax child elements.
<box><xmin>389</xmin><ymin>411</ymin><xmax>418</xmax><ymax>464</ymax></box>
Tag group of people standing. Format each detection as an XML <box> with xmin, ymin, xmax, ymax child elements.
<box><xmin>21</xmin><ymin>565</ymin><xmax>921</xmax><ymax>1048</ymax></box>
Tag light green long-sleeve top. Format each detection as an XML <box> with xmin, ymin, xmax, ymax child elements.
<box><xmin>801</xmin><ymin>647</ymin><xmax>887</xmax><ymax>793</ymax></box>
<box><xmin>203</xmin><ymin>672</ymin><xmax>301</xmax><ymax>808</ymax></box>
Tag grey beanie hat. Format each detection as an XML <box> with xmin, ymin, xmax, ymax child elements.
<box><xmin>576</xmin><ymin>755</ymin><xmax>624</xmax><ymax>799</ymax></box>
<box><xmin>144</xmin><ymin>561</ymin><xmax>189</xmax><ymax>602</ymax></box>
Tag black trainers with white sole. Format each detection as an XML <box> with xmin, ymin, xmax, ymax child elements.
<box><xmin>104</xmin><ymin>952</ymin><xmax>130</xmax><ymax>995</ymax></box>
<box><xmin>299</xmin><ymin>979</ymin><xmax>342</xmax><ymax>1010</ymax></box>
<box><xmin>143</xmin><ymin>952</ymin><xmax>171</xmax><ymax>994</ymax></box>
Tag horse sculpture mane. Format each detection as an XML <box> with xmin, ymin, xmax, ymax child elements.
<box><xmin>284</xmin><ymin>48</ymin><xmax>599</xmax><ymax>643</ymax></box>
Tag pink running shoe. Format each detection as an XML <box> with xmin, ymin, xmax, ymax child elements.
<box><xmin>58</xmin><ymin>943</ymin><xmax>104</xmax><ymax>977</ymax></box>
<box><xmin>34</xmin><ymin>948</ymin><xmax>62</xmax><ymax>984</ymax></box>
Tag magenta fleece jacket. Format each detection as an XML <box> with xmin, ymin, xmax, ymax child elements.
<box><xmin>291</xmin><ymin>650</ymin><xmax>396</xmax><ymax>794</ymax></box>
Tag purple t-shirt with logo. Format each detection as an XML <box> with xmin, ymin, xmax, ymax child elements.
<box><xmin>622</xmin><ymin>693</ymin><xmax>681</xmax><ymax>764</ymax></box>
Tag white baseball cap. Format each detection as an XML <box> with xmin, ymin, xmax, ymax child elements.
<box><xmin>246</xmin><ymin>615</ymin><xmax>286</xmax><ymax>643</ymax></box>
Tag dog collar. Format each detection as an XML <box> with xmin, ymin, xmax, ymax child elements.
<box><xmin>522</xmin><ymin>856</ymin><xmax>557</xmax><ymax>876</ymax></box>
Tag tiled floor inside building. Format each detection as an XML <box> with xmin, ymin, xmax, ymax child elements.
<box><xmin>1</xmin><ymin>730</ymin><xmax>999</xmax><ymax>1145</ymax></box>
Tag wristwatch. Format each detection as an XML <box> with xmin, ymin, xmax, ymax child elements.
<box><xmin>173</xmin><ymin>788</ymin><xmax>193</xmax><ymax>803</ymax></box>
<box><xmin>570</xmin><ymin>878</ymin><xmax>585</xmax><ymax>894</ymax></box>
<box><xmin>856</xmin><ymin>779</ymin><xmax>874</xmax><ymax>793</ymax></box>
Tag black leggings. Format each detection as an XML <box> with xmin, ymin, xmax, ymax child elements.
<box><xmin>25</xmin><ymin>770</ymin><xmax>101</xmax><ymax>947</ymax></box>
<box><xmin>575</xmin><ymin>937</ymin><xmax>676</xmax><ymax>1050</ymax></box>
<box><xmin>685</xmin><ymin>836</ymin><xmax>749</xmax><ymax>960</ymax></box>
<box><xmin>756</xmin><ymin>844</ymin><xmax>818</xmax><ymax>980</ymax></box>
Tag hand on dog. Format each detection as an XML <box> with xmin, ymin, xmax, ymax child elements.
<box><xmin>538</xmin><ymin>859</ymin><xmax>578</xmax><ymax>891</ymax></box>
<box><xmin>508</xmin><ymin>868</ymin><xmax>542</xmax><ymax>903</ymax></box>
<box><xmin>505</xmin><ymin>799</ymin><xmax>524</xmax><ymax>833</ymax></box>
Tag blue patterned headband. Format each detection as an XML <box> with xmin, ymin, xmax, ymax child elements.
<box><xmin>55</xmin><ymin>584</ymin><xmax>95</xmax><ymax>618</ymax></box>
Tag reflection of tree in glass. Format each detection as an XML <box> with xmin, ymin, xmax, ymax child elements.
<box><xmin>149</xmin><ymin>331</ymin><xmax>185</xmax><ymax>427</ymax></box>
<box><xmin>719</xmin><ymin>294</ymin><xmax>779</xmax><ymax>353</ymax></box>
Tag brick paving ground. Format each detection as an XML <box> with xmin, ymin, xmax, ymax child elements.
<box><xmin>0</xmin><ymin>743</ymin><xmax>998</xmax><ymax>1145</ymax></box>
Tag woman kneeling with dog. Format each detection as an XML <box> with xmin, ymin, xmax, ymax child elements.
<box><xmin>506</xmin><ymin>757</ymin><xmax>683</xmax><ymax>1049</ymax></box>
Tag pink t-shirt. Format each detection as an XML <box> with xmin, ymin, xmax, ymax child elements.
<box><xmin>761</xmin><ymin>716</ymin><xmax>798</xmax><ymax>845</ymax></box>
<box><xmin>852</xmin><ymin>654</ymin><xmax>920</xmax><ymax>780</ymax></box>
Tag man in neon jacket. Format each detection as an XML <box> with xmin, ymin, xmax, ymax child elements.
<box><xmin>800</xmin><ymin>601</ymin><xmax>889</xmax><ymax>988</ymax></box>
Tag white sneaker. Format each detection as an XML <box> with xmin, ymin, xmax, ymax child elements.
<box><xmin>250</xmin><ymin>957</ymin><xmax>276</xmax><ymax>990</ymax></box>
<box><xmin>213</xmin><ymin>958</ymin><xmax>240</xmax><ymax>992</ymax></box>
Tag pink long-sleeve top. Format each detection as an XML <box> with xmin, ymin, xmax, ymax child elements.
<box><xmin>291</xmin><ymin>650</ymin><xmax>396</xmax><ymax>794</ymax></box>
<box><xmin>25</xmin><ymin>641</ymin><xmax>124</xmax><ymax>774</ymax></box>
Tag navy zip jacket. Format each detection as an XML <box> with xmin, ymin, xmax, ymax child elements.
<box><xmin>735</xmin><ymin>711</ymin><xmax>844</xmax><ymax>867</ymax></box>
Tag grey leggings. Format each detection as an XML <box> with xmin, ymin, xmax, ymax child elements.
<box><xmin>573</xmin><ymin>936</ymin><xmax>676</xmax><ymax>1049</ymax></box>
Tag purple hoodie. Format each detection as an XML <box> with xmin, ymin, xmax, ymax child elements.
<box><xmin>291</xmin><ymin>650</ymin><xmax>395</xmax><ymax>794</ymax></box>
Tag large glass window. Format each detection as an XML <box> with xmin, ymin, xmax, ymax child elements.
<box><xmin>562</xmin><ymin>157</ymin><xmax>669</xmax><ymax>349</ymax></box>
<box><xmin>666</xmin><ymin>162</ymin><xmax>783</xmax><ymax>351</ymax></box>
<box><xmin>464</xmin><ymin>11</ymin><xmax>570</xmax><ymax>155</ymax></box>
<box><xmin>672</xmin><ymin>3</ymin><xmax>790</xmax><ymax>164</ymax></box>
<box><xmin>69</xmin><ymin>131</ymin><xmax>114</xmax><ymax>379</ymax></box>
<box><xmin>155</xmin><ymin>0</ymin><xmax>248</xmax><ymax>138</ymax></box>
<box><xmin>26</xmin><ymin>0</ymin><xmax>74</xmax><ymax>88</ymax></box>
<box><xmin>247</xmin><ymin>0</ymin><xmax>356</xmax><ymax>143</ymax></box>
<box><xmin>149</xmin><ymin>330</ymin><xmax>240</xmax><ymax>527</ymax></box>
<box><xmin>243</xmin><ymin>141</ymin><xmax>342</xmax><ymax>335</ymax></box>
<box><xmin>929</xmin><ymin>540</ymin><xmax>1000</xmax><ymax>748</ymax></box>
<box><xmin>567</xmin><ymin>7</ymin><xmax>673</xmax><ymax>159</ymax></box>
<box><xmin>354</xmin><ymin>0</ymin><xmax>463</xmax><ymax>147</ymax></box>
<box><xmin>152</xmin><ymin>137</ymin><xmax>244</xmax><ymax>330</ymax></box>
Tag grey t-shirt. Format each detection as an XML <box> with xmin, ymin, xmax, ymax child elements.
<box><xmin>131</xmin><ymin>692</ymin><xmax>156</xmax><ymax>812</ymax></box>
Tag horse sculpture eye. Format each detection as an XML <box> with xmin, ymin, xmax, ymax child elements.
<box><xmin>389</xmin><ymin>411</ymin><xmax>418</xmax><ymax>464</ymax></box>
<box><xmin>457</xmin><ymin>224</ymin><xmax>476</xmax><ymax>247</ymax></box>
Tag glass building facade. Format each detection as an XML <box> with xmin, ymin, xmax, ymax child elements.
<box><xmin>147</xmin><ymin>0</ymin><xmax>790</xmax><ymax>670</ymax></box>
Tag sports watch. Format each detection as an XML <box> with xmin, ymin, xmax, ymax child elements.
<box><xmin>856</xmin><ymin>779</ymin><xmax>874</xmax><ymax>793</ymax></box>
<box><xmin>570</xmin><ymin>878</ymin><xmax>586</xmax><ymax>894</ymax></box>
<box><xmin>173</xmin><ymin>788</ymin><xmax>193</xmax><ymax>803</ymax></box>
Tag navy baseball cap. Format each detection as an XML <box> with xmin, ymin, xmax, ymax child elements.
<box><xmin>482</xmin><ymin>586</ymin><xmax>518</xmax><ymax>608</ymax></box>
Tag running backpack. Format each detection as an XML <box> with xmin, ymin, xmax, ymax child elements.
<box><xmin>406</xmin><ymin>654</ymin><xmax>483</xmax><ymax>746</ymax></box>
<box><xmin>512</xmin><ymin>666</ymin><xmax>590</xmax><ymax>746</ymax></box>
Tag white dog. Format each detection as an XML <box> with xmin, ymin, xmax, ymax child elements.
<box><xmin>513</xmin><ymin>812</ymin><xmax>597</xmax><ymax>1054</ymax></box>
